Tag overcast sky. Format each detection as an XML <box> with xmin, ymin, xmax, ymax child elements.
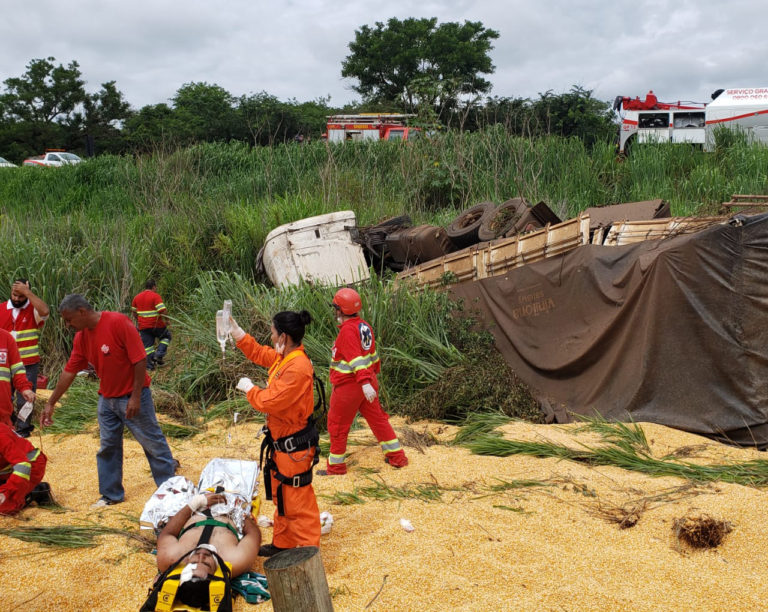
<box><xmin>3</xmin><ymin>0</ymin><xmax>766</xmax><ymax>111</ymax></box>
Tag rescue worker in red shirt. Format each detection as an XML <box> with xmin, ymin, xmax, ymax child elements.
<box><xmin>322</xmin><ymin>288</ymin><xmax>408</xmax><ymax>475</ymax></box>
<box><xmin>131</xmin><ymin>279</ymin><xmax>171</xmax><ymax>371</ymax></box>
<box><xmin>0</xmin><ymin>329</ymin><xmax>35</xmax><ymax>427</ymax></box>
<box><xmin>0</xmin><ymin>279</ymin><xmax>49</xmax><ymax>437</ymax></box>
<box><xmin>230</xmin><ymin>310</ymin><xmax>321</xmax><ymax>557</ymax></box>
<box><xmin>0</xmin><ymin>422</ymin><xmax>48</xmax><ymax>515</ymax></box>
<box><xmin>41</xmin><ymin>294</ymin><xmax>178</xmax><ymax>508</ymax></box>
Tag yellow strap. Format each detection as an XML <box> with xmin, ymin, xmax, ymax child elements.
<box><xmin>266</xmin><ymin>349</ymin><xmax>304</xmax><ymax>387</ymax></box>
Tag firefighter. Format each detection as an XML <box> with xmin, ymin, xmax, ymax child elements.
<box><xmin>131</xmin><ymin>279</ymin><xmax>171</xmax><ymax>371</ymax></box>
<box><xmin>0</xmin><ymin>329</ymin><xmax>35</xmax><ymax>427</ymax></box>
<box><xmin>0</xmin><ymin>422</ymin><xmax>48</xmax><ymax>515</ymax></box>
<box><xmin>322</xmin><ymin>288</ymin><xmax>408</xmax><ymax>475</ymax></box>
<box><xmin>0</xmin><ymin>279</ymin><xmax>49</xmax><ymax>436</ymax></box>
<box><xmin>230</xmin><ymin>310</ymin><xmax>321</xmax><ymax>557</ymax></box>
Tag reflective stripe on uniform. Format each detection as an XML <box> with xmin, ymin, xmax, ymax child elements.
<box><xmin>14</xmin><ymin>329</ymin><xmax>40</xmax><ymax>341</ymax></box>
<box><xmin>136</xmin><ymin>309</ymin><xmax>159</xmax><ymax>316</ymax></box>
<box><xmin>18</xmin><ymin>346</ymin><xmax>39</xmax><ymax>358</ymax></box>
<box><xmin>380</xmin><ymin>439</ymin><xmax>402</xmax><ymax>454</ymax></box>
<box><xmin>0</xmin><ymin>367</ymin><xmax>11</xmax><ymax>382</ymax></box>
<box><xmin>145</xmin><ymin>346</ymin><xmax>155</xmax><ymax>355</ymax></box>
<box><xmin>328</xmin><ymin>453</ymin><xmax>346</xmax><ymax>465</ymax></box>
<box><xmin>329</xmin><ymin>351</ymin><xmax>380</xmax><ymax>374</ymax></box>
<box><xmin>26</xmin><ymin>449</ymin><xmax>40</xmax><ymax>462</ymax></box>
<box><xmin>160</xmin><ymin>338</ymin><xmax>170</xmax><ymax>346</ymax></box>
<box><xmin>11</xmin><ymin>361</ymin><xmax>26</xmax><ymax>377</ymax></box>
<box><xmin>13</xmin><ymin>462</ymin><xmax>32</xmax><ymax>480</ymax></box>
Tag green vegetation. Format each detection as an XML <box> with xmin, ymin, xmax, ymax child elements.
<box><xmin>460</xmin><ymin>415</ymin><xmax>768</xmax><ymax>488</ymax></box>
<box><xmin>0</xmin><ymin>524</ymin><xmax>154</xmax><ymax>550</ymax></box>
<box><xmin>1</xmin><ymin>132</ymin><xmax>766</xmax><ymax>432</ymax></box>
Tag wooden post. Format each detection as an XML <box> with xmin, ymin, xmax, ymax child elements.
<box><xmin>263</xmin><ymin>546</ymin><xmax>334</xmax><ymax>612</ymax></box>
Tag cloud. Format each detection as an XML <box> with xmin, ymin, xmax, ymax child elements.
<box><xmin>1</xmin><ymin>0</ymin><xmax>766</xmax><ymax>110</ymax></box>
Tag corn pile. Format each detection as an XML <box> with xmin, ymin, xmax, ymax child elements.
<box><xmin>3</xmin><ymin>416</ymin><xmax>768</xmax><ymax>611</ymax></box>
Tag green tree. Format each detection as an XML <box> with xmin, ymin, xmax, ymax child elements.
<box><xmin>173</xmin><ymin>82</ymin><xmax>239</xmax><ymax>142</ymax></box>
<box><xmin>531</xmin><ymin>86</ymin><xmax>616</xmax><ymax>146</ymax></box>
<box><xmin>341</xmin><ymin>17</ymin><xmax>499</xmax><ymax>112</ymax></box>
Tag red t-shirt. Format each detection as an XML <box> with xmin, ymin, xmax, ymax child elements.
<box><xmin>64</xmin><ymin>311</ymin><xmax>150</xmax><ymax>397</ymax></box>
<box><xmin>131</xmin><ymin>290</ymin><xmax>167</xmax><ymax>329</ymax></box>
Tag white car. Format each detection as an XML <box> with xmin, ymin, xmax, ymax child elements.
<box><xmin>23</xmin><ymin>151</ymin><xmax>82</xmax><ymax>167</ymax></box>
<box><xmin>0</xmin><ymin>156</ymin><xmax>17</xmax><ymax>168</ymax></box>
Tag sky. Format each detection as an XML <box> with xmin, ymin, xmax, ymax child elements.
<box><xmin>2</xmin><ymin>0</ymin><xmax>766</xmax><ymax>112</ymax></box>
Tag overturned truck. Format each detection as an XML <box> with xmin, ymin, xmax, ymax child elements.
<box><xmin>401</xmin><ymin>211</ymin><xmax>768</xmax><ymax>449</ymax></box>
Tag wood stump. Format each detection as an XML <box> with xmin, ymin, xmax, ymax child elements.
<box><xmin>263</xmin><ymin>546</ymin><xmax>334</xmax><ymax>611</ymax></box>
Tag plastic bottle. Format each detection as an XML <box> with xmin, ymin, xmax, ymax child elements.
<box><xmin>215</xmin><ymin>310</ymin><xmax>228</xmax><ymax>357</ymax></box>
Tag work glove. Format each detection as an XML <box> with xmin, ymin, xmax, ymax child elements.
<box><xmin>187</xmin><ymin>493</ymin><xmax>209</xmax><ymax>513</ymax></box>
<box><xmin>229</xmin><ymin>316</ymin><xmax>246</xmax><ymax>342</ymax></box>
<box><xmin>361</xmin><ymin>383</ymin><xmax>377</xmax><ymax>402</ymax></box>
<box><xmin>237</xmin><ymin>377</ymin><xmax>255</xmax><ymax>394</ymax></box>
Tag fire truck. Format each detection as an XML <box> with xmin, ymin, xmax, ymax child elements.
<box><xmin>614</xmin><ymin>88</ymin><xmax>768</xmax><ymax>153</ymax></box>
<box><xmin>325</xmin><ymin>114</ymin><xmax>421</xmax><ymax>143</ymax></box>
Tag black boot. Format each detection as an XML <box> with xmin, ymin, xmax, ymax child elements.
<box><xmin>25</xmin><ymin>482</ymin><xmax>55</xmax><ymax>506</ymax></box>
<box><xmin>258</xmin><ymin>543</ymin><xmax>288</xmax><ymax>557</ymax></box>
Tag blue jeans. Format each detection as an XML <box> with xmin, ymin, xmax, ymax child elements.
<box><xmin>96</xmin><ymin>387</ymin><xmax>176</xmax><ymax>502</ymax></box>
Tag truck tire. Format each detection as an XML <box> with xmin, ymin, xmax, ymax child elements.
<box><xmin>445</xmin><ymin>201</ymin><xmax>496</xmax><ymax>249</ymax></box>
<box><xmin>477</xmin><ymin>198</ymin><xmax>529</xmax><ymax>241</ymax></box>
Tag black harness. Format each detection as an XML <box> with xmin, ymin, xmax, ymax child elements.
<box><xmin>259</xmin><ymin>375</ymin><xmax>326</xmax><ymax>517</ymax></box>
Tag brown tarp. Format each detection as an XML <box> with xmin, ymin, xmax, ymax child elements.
<box><xmin>582</xmin><ymin>199</ymin><xmax>671</xmax><ymax>231</ymax></box>
<box><xmin>450</xmin><ymin>213</ymin><xmax>768</xmax><ymax>448</ymax></box>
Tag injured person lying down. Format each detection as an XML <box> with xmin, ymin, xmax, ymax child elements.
<box><xmin>140</xmin><ymin>459</ymin><xmax>262</xmax><ymax>611</ymax></box>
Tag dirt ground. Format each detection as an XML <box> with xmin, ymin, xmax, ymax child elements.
<box><xmin>3</xmin><ymin>415</ymin><xmax>768</xmax><ymax>611</ymax></box>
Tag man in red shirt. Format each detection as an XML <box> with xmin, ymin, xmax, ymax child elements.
<box><xmin>322</xmin><ymin>288</ymin><xmax>408</xmax><ymax>475</ymax></box>
<box><xmin>131</xmin><ymin>279</ymin><xmax>171</xmax><ymax>371</ymax></box>
<box><xmin>0</xmin><ymin>279</ymin><xmax>49</xmax><ymax>437</ymax></box>
<box><xmin>0</xmin><ymin>422</ymin><xmax>48</xmax><ymax>515</ymax></box>
<box><xmin>42</xmin><ymin>294</ymin><xmax>177</xmax><ymax>508</ymax></box>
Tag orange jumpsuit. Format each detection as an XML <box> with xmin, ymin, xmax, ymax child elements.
<box><xmin>236</xmin><ymin>335</ymin><xmax>321</xmax><ymax>549</ymax></box>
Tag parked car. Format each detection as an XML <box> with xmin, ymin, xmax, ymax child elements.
<box><xmin>0</xmin><ymin>156</ymin><xmax>17</xmax><ymax>168</ymax></box>
<box><xmin>22</xmin><ymin>150</ymin><xmax>82</xmax><ymax>167</ymax></box>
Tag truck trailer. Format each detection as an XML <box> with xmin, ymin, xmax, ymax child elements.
<box><xmin>615</xmin><ymin>88</ymin><xmax>768</xmax><ymax>153</ymax></box>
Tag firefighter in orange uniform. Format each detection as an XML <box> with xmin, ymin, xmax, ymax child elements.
<box><xmin>230</xmin><ymin>310</ymin><xmax>321</xmax><ymax>557</ymax></box>
<box><xmin>323</xmin><ymin>288</ymin><xmax>407</xmax><ymax>475</ymax></box>
<box><xmin>0</xmin><ymin>422</ymin><xmax>47</xmax><ymax>515</ymax></box>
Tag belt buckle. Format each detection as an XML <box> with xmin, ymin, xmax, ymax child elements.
<box><xmin>292</xmin><ymin>475</ymin><xmax>301</xmax><ymax>487</ymax></box>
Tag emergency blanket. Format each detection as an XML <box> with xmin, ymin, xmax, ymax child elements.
<box><xmin>140</xmin><ymin>458</ymin><xmax>260</xmax><ymax>534</ymax></box>
<box><xmin>450</xmin><ymin>213</ymin><xmax>768</xmax><ymax>448</ymax></box>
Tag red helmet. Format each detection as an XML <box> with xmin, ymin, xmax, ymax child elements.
<box><xmin>332</xmin><ymin>288</ymin><xmax>362</xmax><ymax>315</ymax></box>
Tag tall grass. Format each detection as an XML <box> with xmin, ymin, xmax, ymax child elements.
<box><xmin>0</xmin><ymin>132</ymin><xmax>766</xmax><ymax>421</ymax></box>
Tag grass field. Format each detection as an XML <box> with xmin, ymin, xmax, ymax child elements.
<box><xmin>1</xmin><ymin>131</ymin><xmax>766</xmax><ymax>424</ymax></box>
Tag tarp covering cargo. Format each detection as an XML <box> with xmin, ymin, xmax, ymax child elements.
<box><xmin>450</xmin><ymin>213</ymin><xmax>768</xmax><ymax>448</ymax></box>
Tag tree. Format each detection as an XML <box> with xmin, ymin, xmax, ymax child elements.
<box><xmin>531</xmin><ymin>86</ymin><xmax>616</xmax><ymax>146</ymax></box>
<box><xmin>0</xmin><ymin>57</ymin><xmax>86</xmax><ymax>125</ymax></box>
<box><xmin>173</xmin><ymin>82</ymin><xmax>239</xmax><ymax>142</ymax></box>
<box><xmin>341</xmin><ymin>17</ymin><xmax>499</xmax><ymax>112</ymax></box>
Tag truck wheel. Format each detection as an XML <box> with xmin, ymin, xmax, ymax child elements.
<box><xmin>477</xmin><ymin>198</ymin><xmax>529</xmax><ymax>241</ymax></box>
<box><xmin>445</xmin><ymin>201</ymin><xmax>496</xmax><ymax>249</ymax></box>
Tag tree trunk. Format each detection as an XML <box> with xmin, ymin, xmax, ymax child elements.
<box><xmin>263</xmin><ymin>546</ymin><xmax>334</xmax><ymax>612</ymax></box>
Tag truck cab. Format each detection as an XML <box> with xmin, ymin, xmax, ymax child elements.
<box><xmin>22</xmin><ymin>149</ymin><xmax>83</xmax><ymax>167</ymax></box>
<box><xmin>326</xmin><ymin>114</ymin><xmax>420</xmax><ymax>143</ymax></box>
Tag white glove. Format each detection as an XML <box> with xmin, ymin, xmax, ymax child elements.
<box><xmin>237</xmin><ymin>377</ymin><xmax>255</xmax><ymax>394</ymax></box>
<box><xmin>187</xmin><ymin>493</ymin><xmax>208</xmax><ymax>513</ymax></box>
<box><xmin>362</xmin><ymin>383</ymin><xmax>377</xmax><ymax>402</ymax></box>
<box><xmin>229</xmin><ymin>316</ymin><xmax>245</xmax><ymax>342</ymax></box>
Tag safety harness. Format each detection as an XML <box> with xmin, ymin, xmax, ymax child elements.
<box><xmin>142</xmin><ymin>516</ymin><xmax>234</xmax><ymax>611</ymax></box>
<box><xmin>259</xmin><ymin>354</ymin><xmax>326</xmax><ymax>517</ymax></box>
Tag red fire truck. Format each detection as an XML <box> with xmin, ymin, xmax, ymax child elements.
<box><xmin>325</xmin><ymin>114</ymin><xmax>421</xmax><ymax>143</ymax></box>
